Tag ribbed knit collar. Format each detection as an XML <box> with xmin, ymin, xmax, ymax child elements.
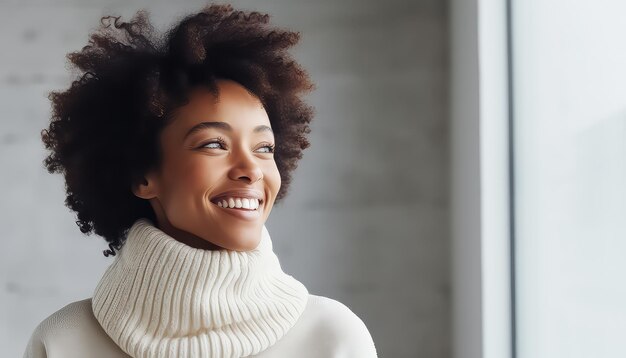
<box><xmin>91</xmin><ymin>217</ymin><xmax>309</xmax><ymax>358</ymax></box>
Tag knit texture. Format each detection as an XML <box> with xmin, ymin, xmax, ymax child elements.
<box><xmin>91</xmin><ymin>218</ymin><xmax>309</xmax><ymax>358</ymax></box>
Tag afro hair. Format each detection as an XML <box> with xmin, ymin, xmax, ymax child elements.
<box><xmin>41</xmin><ymin>3</ymin><xmax>316</xmax><ymax>255</ymax></box>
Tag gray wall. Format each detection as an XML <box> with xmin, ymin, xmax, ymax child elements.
<box><xmin>0</xmin><ymin>1</ymin><xmax>450</xmax><ymax>357</ymax></box>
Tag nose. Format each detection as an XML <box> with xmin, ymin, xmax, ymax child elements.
<box><xmin>227</xmin><ymin>146</ymin><xmax>263</xmax><ymax>184</ymax></box>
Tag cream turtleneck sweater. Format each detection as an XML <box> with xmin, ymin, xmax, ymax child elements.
<box><xmin>23</xmin><ymin>218</ymin><xmax>378</xmax><ymax>358</ymax></box>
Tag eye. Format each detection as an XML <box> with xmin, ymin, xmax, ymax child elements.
<box><xmin>201</xmin><ymin>137</ymin><xmax>227</xmax><ymax>150</ymax></box>
<box><xmin>257</xmin><ymin>143</ymin><xmax>275</xmax><ymax>154</ymax></box>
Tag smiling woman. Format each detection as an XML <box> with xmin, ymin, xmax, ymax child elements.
<box><xmin>134</xmin><ymin>81</ymin><xmax>282</xmax><ymax>252</ymax></box>
<box><xmin>22</xmin><ymin>3</ymin><xmax>377</xmax><ymax>358</ymax></box>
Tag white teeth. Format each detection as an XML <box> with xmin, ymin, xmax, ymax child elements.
<box><xmin>216</xmin><ymin>197</ymin><xmax>261</xmax><ymax>210</ymax></box>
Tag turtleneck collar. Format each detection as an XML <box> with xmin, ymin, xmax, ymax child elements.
<box><xmin>91</xmin><ymin>218</ymin><xmax>309</xmax><ymax>358</ymax></box>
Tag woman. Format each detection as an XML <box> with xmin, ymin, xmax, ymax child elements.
<box><xmin>23</xmin><ymin>4</ymin><xmax>378</xmax><ymax>358</ymax></box>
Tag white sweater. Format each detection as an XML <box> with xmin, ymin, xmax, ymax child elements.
<box><xmin>23</xmin><ymin>218</ymin><xmax>378</xmax><ymax>358</ymax></box>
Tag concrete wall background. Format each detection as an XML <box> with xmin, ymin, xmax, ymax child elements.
<box><xmin>0</xmin><ymin>1</ymin><xmax>450</xmax><ymax>357</ymax></box>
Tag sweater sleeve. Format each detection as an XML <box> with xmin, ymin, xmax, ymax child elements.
<box><xmin>23</xmin><ymin>323</ymin><xmax>48</xmax><ymax>358</ymax></box>
<box><xmin>333</xmin><ymin>304</ymin><xmax>378</xmax><ymax>358</ymax></box>
<box><xmin>22</xmin><ymin>299</ymin><xmax>91</xmax><ymax>358</ymax></box>
<box><xmin>314</xmin><ymin>296</ymin><xmax>379</xmax><ymax>358</ymax></box>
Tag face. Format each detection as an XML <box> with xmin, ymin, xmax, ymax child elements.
<box><xmin>134</xmin><ymin>79</ymin><xmax>281</xmax><ymax>251</ymax></box>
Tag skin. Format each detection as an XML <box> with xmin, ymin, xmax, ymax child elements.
<box><xmin>132</xmin><ymin>79</ymin><xmax>281</xmax><ymax>251</ymax></box>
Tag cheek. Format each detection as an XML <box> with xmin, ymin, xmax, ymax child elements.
<box><xmin>160</xmin><ymin>158</ymin><xmax>222</xmax><ymax>221</ymax></box>
<box><xmin>266</xmin><ymin>161</ymin><xmax>281</xmax><ymax>194</ymax></box>
<box><xmin>179</xmin><ymin>158</ymin><xmax>223</xmax><ymax>193</ymax></box>
<box><xmin>162</xmin><ymin>154</ymin><xmax>221</xmax><ymax>199</ymax></box>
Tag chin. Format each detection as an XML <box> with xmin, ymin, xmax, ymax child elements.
<box><xmin>217</xmin><ymin>230</ymin><xmax>260</xmax><ymax>250</ymax></box>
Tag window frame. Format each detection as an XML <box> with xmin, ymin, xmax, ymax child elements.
<box><xmin>450</xmin><ymin>0</ymin><xmax>515</xmax><ymax>357</ymax></box>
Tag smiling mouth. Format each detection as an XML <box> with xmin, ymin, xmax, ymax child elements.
<box><xmin>211</xmin><ymin>198</ymin><xmax>263</xmax><ymax>211</ymax></box>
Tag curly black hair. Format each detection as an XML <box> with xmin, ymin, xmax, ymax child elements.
<box><xmin>41</xmin><ymin>3</ymin><xmax>315</xmax><ymax>255</ymax></box>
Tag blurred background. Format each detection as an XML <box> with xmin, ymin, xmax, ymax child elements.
<box><xmin>2</xmin><ymin>0</ymin><xmax>625</xmax><ymax>358</ymax></box>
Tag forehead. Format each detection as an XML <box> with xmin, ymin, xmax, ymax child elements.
<box><xmin>172</xmin><ymin>80</ymin><xmax>270</xmax><ymax>130</ymax></box>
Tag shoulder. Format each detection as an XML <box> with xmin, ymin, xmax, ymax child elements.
<box><xmin>32</xmin><ymin>298</ymin><xmax>94</xmax><ymax>331</ymax></box>
<box><xmin>305</xmin><ymin>294</ymin><xmax>378</xmax><ymax>357</ymax></box>
<box><xmin>24</xmin><ymin>298</ymin><xmax>91</xmax><ymax>357</ymax></box>
<box><xmin>23</xmin><ymin>298</ymin><xmax>128</xmax><ymax>358</ymax></box>
<box><xmin>26</xmin><ymin>298</ymin><xmax>98</xmax><ymax>341</ymax></box>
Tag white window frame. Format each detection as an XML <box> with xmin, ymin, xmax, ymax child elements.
<box><xmin>450</xmin><ymin>0</ymin><xmax>514</xmax><ymax>357</ymax></box>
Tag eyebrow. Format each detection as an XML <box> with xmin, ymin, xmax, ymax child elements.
<box><xmin>184</xmin><ymin>121</ymin><xmax>273</xmax><ymax>140</ymax></box>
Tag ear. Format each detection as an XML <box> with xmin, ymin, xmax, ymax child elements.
<box><xmin>132</xmin><ymin>173</ymin><xmax>159</xmax><ymax>200</ymax></box>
